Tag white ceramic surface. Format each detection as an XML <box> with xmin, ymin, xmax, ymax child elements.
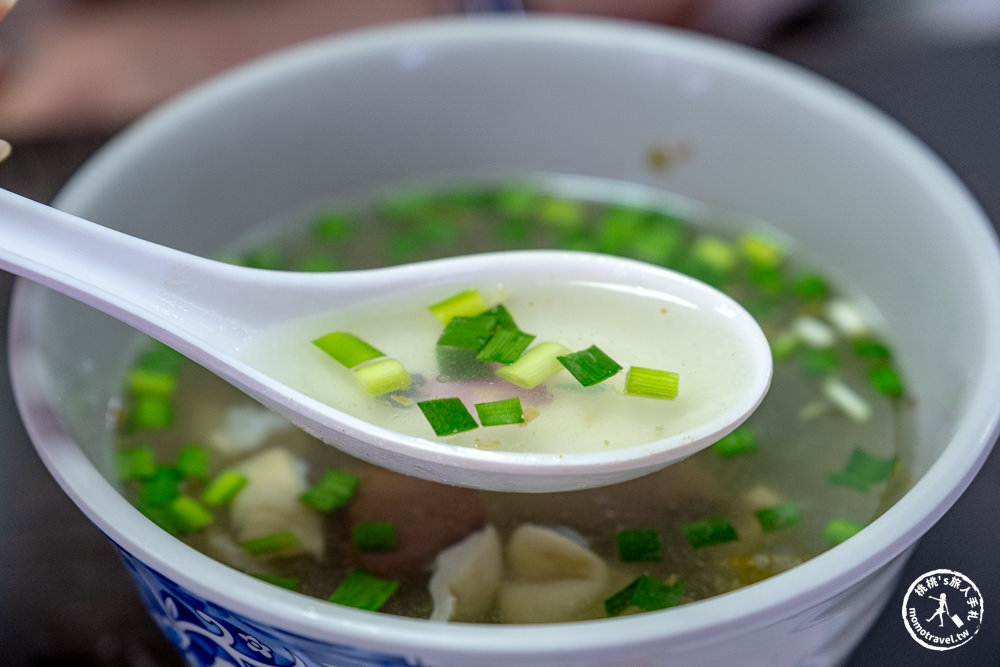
<box><xmin>9</xmin><ymin>16</ymin><xmax>1000</xmax><ymax>667</ymax></box>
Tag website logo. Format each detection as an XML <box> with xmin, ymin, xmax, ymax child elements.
<box><xmin>901</xmin><ymin>569</ymin><xmax>983</xmax><ymax>650</ymax></box>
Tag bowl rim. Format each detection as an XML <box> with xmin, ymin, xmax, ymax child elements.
<box><xmin>12</xmin><ymin>14</ymin><xmax>1000</xmax><ymax>659</ymax></box>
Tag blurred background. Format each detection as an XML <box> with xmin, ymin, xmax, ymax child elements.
<box><xmin>1</xmin><ymin>0</ymin><xmax>998</xmax><ymax>665</ymax></box>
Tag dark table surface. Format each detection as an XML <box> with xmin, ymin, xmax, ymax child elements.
<box><xmin>2</xmin><ymin>3</ymin><xmax>999</xmax><ymax>666</ymax></box>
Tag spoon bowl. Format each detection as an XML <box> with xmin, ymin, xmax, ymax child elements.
<box><xmin>1</xmin><ymin>187</ymin><xmax>771</xmax><ymax>491</ymax></box>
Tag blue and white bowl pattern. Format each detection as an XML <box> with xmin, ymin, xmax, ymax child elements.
<box><xmin>117</xmin><ymin>546</ymin><xmax>421</xmax><ymax>667</ymax></box>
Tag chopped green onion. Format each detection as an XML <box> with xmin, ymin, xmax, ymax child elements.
<box><xmin>137</xmin><ymin>502</ymin><xmax>181</xmax><ymax>535</ymax></box>
<box><xmin>126</xmin><ymin>368</ymin><xmax>176</xmax><ymax>399</ymax></box>
<box><xmin>476</xmin><ymin>328</ymin><xmax>536</xmax><ymax>364</ymax></box>
<box><xmin>328</xmin><ymin>568</ymin><xmax>399</xmax><ymax>611</ymax></box>
<box><xmin>133</xmin><ymin>341</ymin><xmax>186</xmax><ymax>376</ymax></box>
<box><xmin>115</xmin><ymin>446</ymin><xmax>157</xmax><ymax>481</ymax></box>
<box><xmin>712</xmin><ymin>426</ymin><xmax>759</xmax><ymax>458</ymax></box>
<box><xmin>243</xmin><ymin>247</ymin><xmax>284</xmax><ymax>270</ymax></box>
<box><xmin>300</xmin><ymin>468</ymin><xmax>361</xmax><ymax>513</ymax></box>
<box><xmin>417</xmin><ymin>398</ymin><xmax>479</xmax><ymax>436</ymax></box>
<box><xmin>252</xmin><ymin>573</ymin><xmax>301</xmax><ymax>591</ymax></box>
<box><xmin>558</xmin><ymin>345</ymin><xmax>623</xmax><ymax>387</ymax></box>
<box><xmin>475</xmin><ymin>397</ymin><xmax>525</xmax><ymax>426</ymax></box>
<box><xmin>436</xmin><ymin>314</ymin><xmax>498</xmax><ymax>350</ymax></box>
<box><xmin>868</xmin><ymin>364</ymin><xmax>904</xmax><ymax>396</ymax></box>
<box><xmin>853</xmin><ymin>337</ymin><xmax>892</xmax><ymax>361</ymax></box>
<box><xmin>176</xmin><ymin>445</ymin><xmax>209</xmax><ymax>479</ymax></box>
<box><xmin>352</xmin><ymin>521</ymin><xmax>397</xmax><ymax>552</ymax></box>
<box><xmin>496</xmin><ymin>341</ymin><xmax>570</xmax><ymax>389</ymax></box>
<box><xmin>201</xmin><ymin>469</ymin><xmax>248</xmax><ymax>507</ymax></box>
<box><xmin>829</xmin><ymin>448</ymin><xmax>896</xmax><ymax>492</ymax></box>
<box><xmin>312</xmin><ymin>332</ymin><xmax>384</xmax><ymax>368</ymax></box>
<box><xmin>754</xmin><ymin>502</ymin><xmax>801</xmax><ymax>532</ymax></box>
<box><xmin>139</xmin><ymin>467</ymin><xmax>183</xmax><ymax>506</ymax></box>
<box><xmin>428</xmin><ymin>289</ymin><xmax>489</xmax><ymax>324</ymax></box>
<box><xmin>615</xmin><ymin>529</ymin><xmax>663</xmax><ymax>562</ymax></box>
<box><xmin>770</xmin><ymin>331</ymin><xmax>800</xmax><ymax>362</ymax></box>
<box><xmin>240</xmin><ymin>531</ymin><xmax>300</xmax><ymax>556</ymax></box>
<box><xmin>682</xmin><ymin>517</ymin><xmax>739</xmax><ymax>548</ymax></box>
<box><xmin>126</xmin><ymin>394</ymin><xmax>173</xmax><ymax>430</ymax></box>
<box><xmin>536</xmin><ymin>197</ymin><xmax>585</xmax><ymax>228</ymax></box>
<box><xmin>311</xmin><ymin>211</ymin><xmax>354</xmax><ymax>241</ymax></box>
<box><xmin>794</xmin><ymin>273</ymin><xmax>829</xmax><ymax>299</ymax></box>
<box><xmin>296</xmin><ymin>255</ymin><xmax>341</xmax><ymax>272</ymax></box>
<box><xmin>605</xmin><ymin>576</ymin><xmax>684</xmax><ymax>617</ymax></box>
<box><xmin>352</xmin><ymin>358</ymin><xmax>410</xmax><ymax>396</ymax></box>
<box><xmin>631</xmin><ymin>220</ymin><xmax>683</xmax><ymax>265</ymax></box>
<box><xmin>800</xmin><ymin>347</ymin><xmax>840</xmax><ymax>377</ymax></box>
<box><xmin>739</xmin><ymin>233</ymin><xmax>784</xmax><ymax>269</ymax></box>
<box><xmin>690</xmin><ymin>235</ymin><xmax>737</xmax><ymax>273</ymax></box>
<box><xmin>595</xmin><ymin>206</ymin><xmax>646</xmax><ymax>255</ymax></box>
<box><xmin>624</xmin><ymin>366</ymin><xmax>679</xmax><ymax>400</ymax></box>
<box><xmin>749</xmin><ymin>265</ymin><xmax>785</xmax><ymax>293</ymax></box>
<box><xmin>167</xmin><ymin>495</ymin><xmax>214</xmax><ymax>533</ymax></box>
<box><xmin>823</xmin><ymin>518</ymin><xmax>863</xmax><ymax>545</ymax></box>
<box><xmin>495</xmin><ymin>183</ymin><xmax>538</xmax><ymax>218</ymax></box>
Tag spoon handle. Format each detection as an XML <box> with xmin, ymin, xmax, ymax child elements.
<box><xmin>0</xmin><ymin>187</ymin><xmax>225</xmax><ymax>347</ymax></box>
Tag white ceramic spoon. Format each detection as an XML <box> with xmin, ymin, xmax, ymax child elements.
<box><xmin>1</xmin><ymin>187</ymin><xmax>771</xmax><ymax>492</ymax></box>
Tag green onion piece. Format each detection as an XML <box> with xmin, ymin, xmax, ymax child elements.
<box><xmin>595</xmin><ymin>206</ymin><xmax>646</xmax><ymax>255</ymax></box>
<box><xmin>624</xmin><ymin>366</ymin><xmax>679</xmax><ymax>400</ymax></box>
<box><xmin>436</xmin><ymin>314</ymin><xmax>498</xmax><ymax>350</ymax></box>
<box><xmin>828</xmin><ymin>448</ymin><xmax>896</xmax><ymax>492</ymax></box>
<box><xmin>241</xmin><ymin>531</ymin><xmax>300</xmax><ymax>556</ymax></box>
<box><xmin>475</xmin><ymin>397</ymin><xmax>525</xmax><ymax>426</ymax></box>
<box><xmin>312</xmin><ymin>332</ymin><xmax>384</xmax><ymax>368</ymax></box>
<box><xmin>380</xmin><ymin>188</ymin><xmax>434</xmax><ymax>221</ymax></box>
<box><xmin>823</xmin><ymin>518</ymin><xmax>863</xmax><ymax>545</ymax></box>
<box><xmin>176</xmin><ymin>444</ymin><xmax>209</xmax><ymax>479</ymax></box>
<box><xmin>485</xmin><ymin>304</ymin><xmax>518</xmax><ymax>331</ymax></box>
<box><xmin>127</xmin><ymin>394</ymin><xmax>173</xmax><ymax>430</ymax></box>
<box><xmin>712</xmin><ymin>426</ymin><xmax>759</xmax><ymax>458</ymax></box>
<box><xmin>853</xmin><ymin>337</ymin><xmax>892</xmax><ymax>361</ymax></box>
<box><xmin>496</xmin><ymin>341</ymin><xmax>571</xmax><ymax>389</ymax></box>
<box><xmin>167</xmin><ymin>495</ymin><xmax>214</xmax><ymax>533</ymax></box>
<box><xmin>770</xmin><ymin>331</ymin><xmax>800</xmax><ymax>362</ymax></box>
<box><xmin>201</xmin><ymin>469</ymin><xmax>248</xmax><ymax>507</ymax></box>
<box><xmin>242</xmin><ymin>247</ymin><xmax>284</xmax><ymax>270</ymax></box>
<box><xmin>252</xmin><ymin>573</ymin><xmax>301</xmax><ymax>591</ymax></box>
<box><xmin>137</xmin><ymin>502</ymin><xmax>181</xmax><ymax>535</ymax></box>
<box><xmin>615</xmin><ymin>529</ymin><xmax>663</xmax><ymax>562</ymax></box>
<box><xmin>352</xmin><ymin>521</ymin><xmax>397</xmax><ymax>552</ymax></box>
<box><xmin>139</xmin><ymin>467</ymin><xmax>183</xmax><ymax>506</ymax></box>
<box><xmin>428</xmin><ymin>289</ymin><xmax>489</xmax><ymax>324</ymax></box>
<box><xmin>794</xmin><ymin>273</ymin><xmax>829</xmax><ymax>299</ymax></box>
<box><xmin>352</xmin><ymin>358</ymin><xmax>411</xmax><ymax>396</ymax></box>
<box><xmin>682</xmin><ymin>517</ymin><xmax>739</xmax><ymax>548</ymax></box>
<box><xmin>115</xmin><ymin>446</ymin><xmax>157</xmax><ymax>481</ymax></box>
<box><xmin>604</xmin><ymin>576</ymin><xmax>684</xmax><ymax>617</ymax></box>
<box><xmin>328</xmin><ymin>568</ymin><xmax>399</xmax><ymax>611</ymax></box>
<box><xmin>749</xmin><ymin>265</ymin><xmax>785</xmax><ymax>293</ymax></box>
<box><xmin>690</xmin><ymin>235</ymin><xmax>737</xmax><ymax>273</ymax></box>
<box><xmin>417</xmin><ymin>398</ymin><xmax>479</xmax><ymax>436</ymax></box>
<box><xmin>868</xmin><ymin>364</ymin><xmax>904</xmax><ymax>396</ymax></box>
<box><xmin>133</xmin><ymin>341</ymin><xmax>186</xmax><ymax>376</ymax></box>
<box><xmin>631</xmin><ymin>219</ymin><xmax>683</xmax><ymax>265</ymax></box>
<box><xmin>800</xmin><ymin>348</ymin><xmax>840</xmax><ymax>377</ymax></box>
<box><xmin>126</xmin><ymin>368</ymin><xmax>176</xmax><ymax>399</ymax></box>
<box><xmin>739</xmin><ymin>233</ymin><xmax>784</xmax><ymax>269</ymax></box>
<box><xmin>300</xmin><ymin>468</ymin><xmax>361</xmax><ymax>513</ymax></box>
<box><xmin>536</xmin><ymin>197</ymin><xmax>585</xmax><ymax>229</ymax></box>
<box><xmin>558</xmin><ymin>345</ymin><xmax>623</xmax><ymax>387</ymax></box>
<box><xmin>311</xmin><ymin>211</ymin><xmax>354</xmax><ymax>241</ymax></box>
<box><xmin>495</xmin><ymin>182</ymin><xmax>538</xmax><ymax>218</ymax></box>
<box><xmin>476</xmin><ymin>328</ymin><xmax>536</xmax><ymax>364</ymax></box>
<box><xmin>296</xmin><ymin>255</ymin><xmax>341</xmax><ymax>272</ymax></box>
<box><xmin>754</xmin><ymin>502</ymin><xmax>801</xmax><ymax>532</ymax></box>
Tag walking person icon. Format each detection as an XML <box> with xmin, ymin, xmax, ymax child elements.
<box><xmin>927</xmin><ymin>593</ymin><xmax>950</xmax><ymax>627</ymax></box>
